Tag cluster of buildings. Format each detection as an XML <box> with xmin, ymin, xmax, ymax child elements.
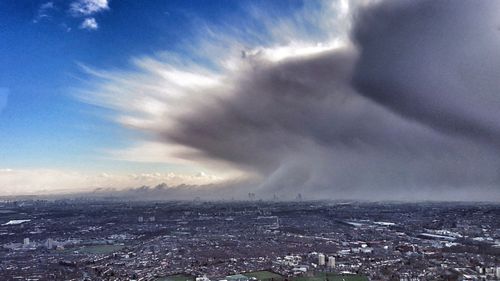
<box><xmin>317</xmin><ymin>253</ymin><xmax>336</xmax><ymax>268</ymax></box>
<box><xmin>0</xmin><ymin>200</ymin><xmax>499</xmax><ymax>280</ymax></box>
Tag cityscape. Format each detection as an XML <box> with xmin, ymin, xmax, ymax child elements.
<box><xmin>0</xmin><ymin>199</ymin><xmax>499</xmax><ymax>280</ymax></box>
<box><xmin>2</xmin><ymin>0</ymin><xmax>500</xmax><ymax>280</ymax></box>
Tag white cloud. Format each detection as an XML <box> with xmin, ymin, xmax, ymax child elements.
<box><xmin>0</xmin><ymin>168</ymin><xmax>222</xmax><ymax>196</ymax></box>
<box><xmin>105</xmin><ymin>141</ymin><xmax>194</xmax><ymax>165</ymax></box>
<box><xmin>70</xmin><ymin>0</ymin><xmax>109</xmax><ymax>16</ymax></box>
<box><xmin>80</xmin><ymin>18</ymin><xmax>98</xmax><ymax>30</ymax></box>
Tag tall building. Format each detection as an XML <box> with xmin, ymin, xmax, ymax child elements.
<box><xmin>327</xmin><ymin>256</ymin><xmax>335</xmax><ymax>268</ymax></box>
<box><xmin>318</xmin><ymin>253</ymin><xmax>325</xmax><ymax>266</ymax></box>
<box><xmin>23</xmin><ymin>238</ymin><xmax>30</xmax><ymax>246</ymax></box>
<box><xmin>45</xmin><ymin>238</ymin><xmax>54</xmax><ymax>249</ymax></box>
<box><xmin>476</xmin><ymin>266</ymin><xmax>484</xmax><ymax>274</ymax></box>
<box><xmin>248</xmin><ymin>193</ymin><xmax>256</xmax><ymax>200</ymax></box>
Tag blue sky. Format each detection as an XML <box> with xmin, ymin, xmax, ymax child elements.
<box><xmin>0</xmin><ymin>0</ymin><xmax>351</xmax><ymax>195</ymax></box>
<box><xmin>0</xmin><ymin>0</ymin><xmax>304</xmax><ymax>171</ymax></box>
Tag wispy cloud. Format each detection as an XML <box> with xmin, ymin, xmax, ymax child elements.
<box><xmin>33</xmin><ymin>1</ymin><xmax>56</xmax><ymax>23</ymax></box>
<box><xmin>70</xmin><ymin>0</ymin><xmax>109</xmax><ymax>16</ymax></box>
<box><xmin>80</xmin><ymin>17</ymin><xmax>98</xmax><ymax>30</ymax></box>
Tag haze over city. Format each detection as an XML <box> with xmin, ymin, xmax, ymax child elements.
<box><xmin>2</xmin><ymin>0</ymin><xmax>500</xmax><ymax>201</ymax></box>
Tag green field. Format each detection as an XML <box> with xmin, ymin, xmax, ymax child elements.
<box><xmin>291</xmin><ymin>273</ymin><xmax>367</xmax><ymax>281</ymax></box>
<box><xmin>245</xmin><ymin>271</ymin><xmax>283</xmax><ymax>280</ymax></box>
<box><xmin>77</xmin><ymin>244</ymin><xmax>126</xmax><ymax>255</ymax></box>
<box><xmin>156</xmin><ymin>274</ymin><xmax>195</xmax><ymax>281</ymax></box>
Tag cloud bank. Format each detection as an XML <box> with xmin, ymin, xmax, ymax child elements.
<box><xmin>0</xmin><ymin>168</ymin><xmax>221</xmax><ymax>196</ymax></box>
<box><xmin>79</xmin><ymin>0</ymin><xmax>500</xmax><ymax>201</ymax></box>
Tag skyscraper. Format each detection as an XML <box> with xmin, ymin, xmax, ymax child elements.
<box><xmin>318</xmin><ymin>253</ymin><xmax>325</xmax><ymax>266</ymax></box>
<box><xmin>328</xmin><ymin>256</ymin><xmax>335</xmax><ymax>268</ymax></box>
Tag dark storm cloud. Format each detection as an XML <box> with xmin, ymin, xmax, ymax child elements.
<box><xmin>167</xmin><ymin>50</ymin><xmax>359</xmax><ymax>174</ymax></box>
<box><xmin>90</xmin><ymin>0</ymin><xmax>500</xmax><ymax>201</ymax></box>
<box><xmin>166</xmin><ymin>0</ymin><xmax>500</xmax><ymax>201</ymax></box>
<box><xmin>352</xmin><ymin>0</ymin><xmax>500</xmax><ymax>143</ymax></box>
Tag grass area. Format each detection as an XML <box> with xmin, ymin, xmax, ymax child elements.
<box><xmin>77</xmin><ymin>244</ymin><xmax>126</xmax><ymax>255</ymax></box>
<box><xmin>291</xmin><ymin>273</ymin><xmax>368</xmax><ymax>281</ymax></box>
<box><xmin>245</xmin><ymin>271</ymin><xmax>283</xmax><ymax>280</ymax></box>
<box><xmin>156</xmin><ymin>274</ymin><xmax>195</xmax><ymax>281</ymax></box>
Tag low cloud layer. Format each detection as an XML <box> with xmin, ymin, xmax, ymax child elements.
<box><xmin>0</xmin><ymin>168</ymin><xmax>221</xmax><ymax>196</ymax></box>
<box><xmin>81</xmin><ymin>0</ymin><xmax>500</xmax><ymax>201</ymax></box>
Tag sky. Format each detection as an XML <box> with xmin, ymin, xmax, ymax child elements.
<box><xmin>1</xmin><ymin>0</ymin><xmax>500</xmax><ymax>201</ymax></box>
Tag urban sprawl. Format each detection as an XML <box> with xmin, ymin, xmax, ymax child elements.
<box><xmin>0</xmin><ymin>200</ymin><xmax>499</xmax><ymax>280</ymax></box>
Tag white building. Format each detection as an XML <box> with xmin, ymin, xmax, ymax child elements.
<box><xmin>318</xmin><ymin>253</ymin><xmax>325</xmax><ymax>266</ymax></box>
<box><xmin>476</xmin><ymin>266</ymin><xmax>484</xmax><ymax>274</ymax></box>
<box><xmin>282</xmin><ymin>255</ymin><xmax>301</xmax><ymax>266</ymax></box>
<box><xmin>328</xmin><ymin>256</ymin><xmax>336</xmax><ymax>268</ymax></box>
<box><xmin>23</xmin><ymin>238</ymin><xmax>30</xmax><ymax>246</ymax></box>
